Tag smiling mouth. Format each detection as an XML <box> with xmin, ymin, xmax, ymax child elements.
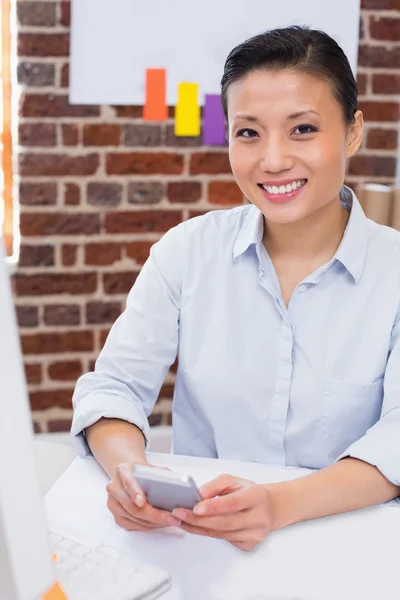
<box><xmin>257</xmin><ymin>179</ymin><xmax>307</xmax><ymax>196</ymax></box>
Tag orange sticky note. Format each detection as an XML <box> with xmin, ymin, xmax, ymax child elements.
<box><xmin>143</xmin><ymin>68</ymin><xmax>168</xmax><ymax>121</ymax></box>
<box><xmin>41</xmin><ymin>581</ymin><xmax>68</xmax><ymax>600</ymax></box>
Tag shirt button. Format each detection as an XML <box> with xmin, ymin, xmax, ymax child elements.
<box><xmin>299</xmin><ymin>284</ymin><xmax>306</xmax><ymax>292</ymax></box>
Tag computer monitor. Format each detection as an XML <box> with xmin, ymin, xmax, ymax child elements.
<box><xmin>0</xmin><ymin>237</ymin><xmax>54</xmax><ymax>600</ymax></box>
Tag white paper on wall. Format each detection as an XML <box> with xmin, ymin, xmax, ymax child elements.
<box><xmin>70</xmin><ymin>0</ymin><xmax>361</xmax><ymax>106</ymax></box>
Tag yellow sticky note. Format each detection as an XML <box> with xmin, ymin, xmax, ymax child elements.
<box><xmin>175</xmin><ymin>83</ymin><xmax>200</xmax><ymax>136</ymax></box>
<box><xmin>41</xmin><ymin>581</ymin><xmax>68</xmax><ymax>600</ymax></box>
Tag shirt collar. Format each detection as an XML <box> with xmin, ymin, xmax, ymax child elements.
<box><xmin>232</xmin><ymin>185</ymin><xmax>368</xmax><ymax>283</ymax></box>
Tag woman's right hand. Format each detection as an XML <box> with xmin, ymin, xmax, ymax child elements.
<box><xmin>106</xmin><ymin>461</ymin><xmax>182</xmax><ymax>531</ymax></box>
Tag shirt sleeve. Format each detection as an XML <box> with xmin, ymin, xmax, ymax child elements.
<box><xmin>334</xmin><ymin>303</ymin><xmax>400</xmax><ymax>495</ymax></box>
<box><xmin>70</xmin><ymin>223</ymin><xmax>185</xmax><ymax>456</ymax></box>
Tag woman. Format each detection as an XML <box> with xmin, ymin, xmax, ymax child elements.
<box><xmin>72</xmin><ymin>26</ymin><xmax>400</xmax><ymax>552</ymax></box>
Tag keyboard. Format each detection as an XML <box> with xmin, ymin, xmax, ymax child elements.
<box><xmin>49</xmin><ymin>529</ymin><xmax>171</xmax><ymax>600</ymax></box>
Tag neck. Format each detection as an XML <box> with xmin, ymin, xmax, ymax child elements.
<box><xmin>263</xmin><ymin>195</ymin><xmax>349</xmax><ymax>261</ymax></box>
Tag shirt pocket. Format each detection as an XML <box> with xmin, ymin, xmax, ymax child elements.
<box><xmin>322</xmin><ymin>377</ymin><xmax>384</xmax><ymax>460</ymax></box>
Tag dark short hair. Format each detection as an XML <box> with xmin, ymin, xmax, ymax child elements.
<box><xmin>220</xmin><ymin>25</ymin><xmax>358</xmax><ymax>125</ymax></box>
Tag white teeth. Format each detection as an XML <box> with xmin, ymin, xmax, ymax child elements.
<box><xmin>262</xmin><ymin>179</ymin><xmax>306</xmax><ymax>195</ymax></box>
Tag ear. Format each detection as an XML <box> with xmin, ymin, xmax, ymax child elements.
<box><xmin>345</xmin><ymin>110</ymin><xmax>364</xmax><ymax>159</ymax></box>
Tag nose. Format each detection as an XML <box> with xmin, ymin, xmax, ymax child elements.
<box><xmin>259</xmin><ymin>137</ymin><xmax>294</xmax><ymax>173</ymax></box>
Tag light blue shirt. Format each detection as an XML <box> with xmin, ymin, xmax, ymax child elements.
<box><xmin>71</xmin><ymin>186</ymin><xmax>400</xmax><ymax>492</ymax></box>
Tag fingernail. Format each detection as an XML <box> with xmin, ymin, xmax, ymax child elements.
<box><xmin>193</xmin><ymin>504</ymin><xmax>206</xmax><ymax>515</ymax></box>
<box><xmin>167</xmin><ymin>516</ymin><xmax>181</xmax><ymax>526</ymax></box>
<box><xmin>135</xmin><ymin>494</ymin><xmax>144</xmax><ymax>507</ymax></box>
<box><xmin>172</xmin><ymin>509</ymin><xmax>186</xmax><ymax>520</ymax></box>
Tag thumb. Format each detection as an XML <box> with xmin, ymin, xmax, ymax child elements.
<box><xmin>147</xmin><ymin>463</ymin><xmax>171</xmax><ymax>471</ymax></box>
<box><xmin>199</xmin><ymin>473</ymin><xmax>237</xmax><ymax>500</ymax></box>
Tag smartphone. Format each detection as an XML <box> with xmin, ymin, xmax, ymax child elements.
<box><xmin>132</xmin><ymin>465</ymin><xmax>203</xmax><ymax>512</ymax></box>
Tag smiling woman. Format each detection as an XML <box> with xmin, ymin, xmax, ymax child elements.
<box><xmin>72</xmin><ymin>25</ymin><xmax>400</xmax><ymax>552</ymax></box>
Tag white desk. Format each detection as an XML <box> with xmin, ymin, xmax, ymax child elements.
<box><xmin>45</xmin><ymin>453</ymin><xmax>400</xmax><ymax>600</ymax></box>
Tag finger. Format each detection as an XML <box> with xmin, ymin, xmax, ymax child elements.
<box><xmin>172</xmin><ymin>507</ymin><xmax>250</xmax><ymax>532</ymax></box>
<box><xmin>111</xmin><ymin>486</ymin><xmax>181</xmax><ymax>528</ymax></box>
<box><xmin>114</xmin><ymin>515</ymin><xmax>164</xmax><ymax>532</ymax></box>
<box><xmin>192</xmin><ymin>488</ymin><xmax>255</xmax><ymax>517</ymax></box>
<box><xmin>199</xmin><ymin>474</ymin><xmax>239</xmax><ymax>500</ymax></box>
<box><xmin>178</xmin><ymin>522</ymin><xmax>253</xmax><ymax>543</ymax></box>
<box><xmin>107</xmin><ymin>496</ymin><xmax>165</xmax><ymax>529</ymax></box>
<box><xmin>117</xmin><ymin>463</ymin><xmax>147</xmax><ymax>507</ymax></box>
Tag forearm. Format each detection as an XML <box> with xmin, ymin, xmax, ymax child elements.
<box><xmin>268</xmin><ymin>457</ymin><xmax>400</xmax><ymax>531</ymax></box>
<box><xmin>85</xmin><ymin>418</ymin><xmax>147</xmax><ymax>479</ymax></box>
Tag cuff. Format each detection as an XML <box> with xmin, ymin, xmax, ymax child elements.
<box><xmin>70</xmin><ymin>392</ymin><xmax>151</xmax><ymax>458</ymax></box>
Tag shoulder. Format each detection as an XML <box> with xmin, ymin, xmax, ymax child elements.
<box><xmin>181</xmin><ymin>204</ymin><xmax>252</xmax><ymax>239</ymax></box>
<box><xmin>365</xmin><ymin>219</ymin><xmax>400</xmax><ymax>256</ymax></box>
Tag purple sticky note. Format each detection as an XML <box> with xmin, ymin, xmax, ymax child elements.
<box><xmin>202</xmin><ymin>94</ymin><xmax>226</xmax><ymax>146</ymax></box>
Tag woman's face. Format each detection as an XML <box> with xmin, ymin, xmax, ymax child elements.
<box><xmin>227</xmin><ymin>69</ymin><xmax>363</xmax><ymax>225</ymax></box>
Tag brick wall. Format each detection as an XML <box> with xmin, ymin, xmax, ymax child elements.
<box><xmin>14</xmin><ymin>0</ymin><xmax>399</xmax><ymax>433</ymax></box>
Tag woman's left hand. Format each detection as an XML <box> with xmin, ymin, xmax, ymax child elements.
<box><xmin>172</xmin><ymin>474</ymin><xmax>277</xmax><ymax>552</ymax></box>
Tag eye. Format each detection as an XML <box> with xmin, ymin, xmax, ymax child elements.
<box><xmin>292</xmin><ymin>124</ymin><xmax>318</xmax><ymax>135</ymax></box>
<box><xmin>235</xmin><ymin>128</ymin><xmax>259</xmax><ymax>139</ymax></box>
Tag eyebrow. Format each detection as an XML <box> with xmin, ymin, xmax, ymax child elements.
<box><xmin>233</xmin><ymin>110</ymin><xmax>321</xmax><ymax>122</ymax></box>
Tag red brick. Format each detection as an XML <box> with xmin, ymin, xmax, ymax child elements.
<box><xmin>64</xmin><ymin>183</ymin><xmax>80</xmax><ymax>205</ymax></box>
<box><xmin>165</xmin><ymin>125</ymin><xmax>202</xmax><ymax>147</ymax></box>
<box><xmin>159</xmin><ymin>384</ymin><xmax>175</xmax><ymax>400</ymax></box>
<box><xmin>370</xmin><ymin>17</ymin><xmax>400</xmax><ymax>41</ymax></box>
<box><xmin>103</xmin><ymin>272</ymin><xmax>139</xmax><ymax>295</ymax></box>
<box><xmin>62</xmin><ymin>244</ymin><xmax>78</xmax><ymax>266</ymax></box>
<box><xmin>190</xmin><ymin>152</ymin><xmax>232</xmax><ymax>175</ymax></box>
<box><xmin>113</xmin><ymin>106</ymin><xmax>143</xmax><ymax>118</ymax></box>
<box><xmin>19</xmin><ymin>123</ymin><xmax>56</xmax><ymax>147</ymax></box>
<box><xmin>17</xmin><ymin>2</ymin><xmax>56</xmax><ymax>26</ymax></box>
<box><xmin>18</xmin><ymin>33</ymin><xmax>70</xmax><ymax>57</ymax></box>
<box><xmin>25</xmin><ymin>363</ymin><xmax>42</xmax><ymax>385</ymax></box>
<box><xmin>105</xmin><ymin>210</ymin><xmax>182</xmax><ymax>233</ymax></box>
<box><xmin>99</xmin><ymin>328</ymin><xmax>111</xmax><ymax>347</ymax></box>
<box><xmin>188</xmin><ymin>210</ymin><xmax>212</xmax><ymax>219</ymax></box>
<box><xmin>167</xmin><ymin>181</ymin><xmax>202</xmax><ymax>203</ymax></box>
<box><xmin>87</xmin><ymin>183</ymin><xmax>122</xmax><ymax>207</ymax></box>
<box><xmin>18</xmin><ymin>62</ymin><xmax>55</xmax><ymax>87</ymax></box>
<box><xmin>361</xmin><ymin>0</ymin><xmax>400</xmax><ymax>6</ymax></box>
<box><xmin>170</xmin><ymin>358</ymin><xmax>178</xmax><ymax>374</ymax></box>
<box><xmin>358</xmin><ymin>45</ymin><xmax>400</xmax><ymax>69</ymax></box>
<box><xmin>15</xmin><ymin>273</ymin><xmax>97</xmax><ymax>296</ymax></box>
<box><xmin>128</xmin><ymin>182</ymin><xmax>163</xmax><ymax>204</ymax></box>
<box><xmin>61</xmin><ymin>63</ymin><xmax>69</xmax><ymax>88</ymax></box>
<box><xmin>106</xmin><ymin>153</ymin><xmax>184</xmax><ymax>175</ymax></box>
<box><xmin>16</xmin><ymin>305</ymin><xmax>39</xmax><ymax>328</ymax></box>
<box><xmin>125</xmin><ymin>241</ymin><xmax>154</xmax><ymax>265</ymax></box>
<box><xmin>358</xmin><ymin>101</ymin><xmax>399</xmax><ymax>122</ymax></box>
<box><xmin>48</xmin><ymin>360</ymin><xmax>82</xmax><ymax>382</ymax></box>
<box><xmin>20</xmin><ymin>213</ymin><xmax>100</xmax><ymax>236</ymax></box>
<box><xmin>149</xmin><ymin>413</ymin><xmax>163</xmax><ymax>427</ymax></box>
<box><xmin>19</xmin><ymin>244</ymin><xmax>55</xmax><ymax>267</ymax></box>
<box><xmin>348</xmin><ymin>155</ymin><xmax>396</xmax><ymax>177</ymax></box>
<box><xmin>62</xmin><ymin>124</ymin><xmax>79</xmax><ymax>146</ymax></box>
<box><xmin>30</xmin><ymin>389</ymin><xmax>74</xmax><ymax>410</ymax></box>
<box><xmin>366</xmin><ymin>128</ymin><xmax>398</xmax><ymax>150</ymax></box>
<box><xmin>22</xmin><ymin>331</ymin><xmax>93</xmax><ymax>354</ymax></box>
<box><xmin>124</xmin><ymin>124</ymin><xmax>161</xmax><ymax>147</ymax></box>
<box><xmin>19</xmin><ymin>153</ymin><xmax>99</xmax><ymax>176</ymax></box>
<box><xmin>372</xmin><ymin>74</ymin><xmax>400</xmax><ymax>95</ymax></box>
<box><xmin>357</xmin><ymin>73</ymin><xmax>368</xmax><ymax>96</ymax></box>
<box><xmin>60</xmin><ymin>1</ymin><xmax>71</xmax><ymax>27</ymax></box>
<box><xmin>208</xmin><ymin>181</ymin><xmax>243</xmax><ymax>206</ymax></box>
<box><xmin>19</xmin><ymin>182</ymin><xmax>57</xmax><ymax>206</ymax></box>
<box><xmin>48</xmin><ymin>419</ymin><xmax>73</xmax><ymax>432</ymax></box>
<box><xmin>85</xmin><ymin>242</ymin><xmax>121</xmax><ymax>266</ymax></box>
<box><xmin>83</xmin><ymin>125</ymin><xmax>121</xmax><ymax>146</ymax></box>
<box><xmin>86</xmin><ymin>301</ymin><xmax>122</xmax><ymax>324</ymax></box>
<box><xmin>44</xmin><ymin>305</ymin><xmax>80</xmax><ymax>326</ymax></box>
<box><xmin>20</xmin><ymin>94</ymin><xmax>99</xmax><ymax>118</ymax></box>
